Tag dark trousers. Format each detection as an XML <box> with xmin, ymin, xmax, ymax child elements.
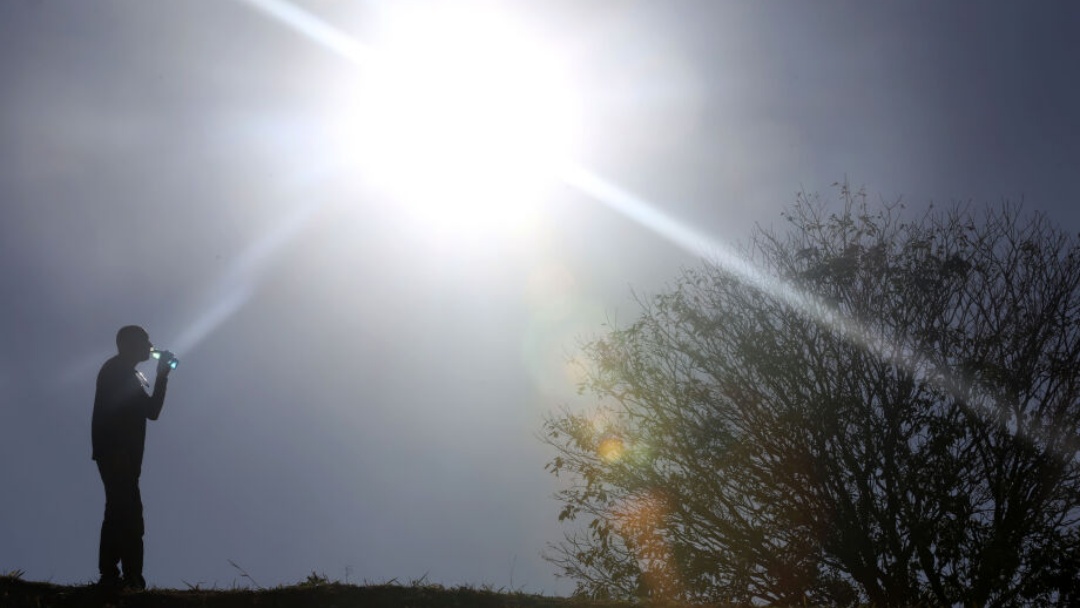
<box><xmin>96</xmin><ymin>456</ymin><xmax>144</xmax><ymax>581</ymax></box>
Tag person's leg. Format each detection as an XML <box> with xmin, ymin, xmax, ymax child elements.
<box><xmin>96</xmin><ymin>460</ymin><xmax>123</xmax><ymax>585</ymax></box>
<box><xmin>114</xmin><ymin>462</ymin><xmax>145</xmax><ymax>588</ymax></box>
<box><xmin>122</xmin><ymin>479</ymin><xmax>145</xmax><ymax>589</ymax></box>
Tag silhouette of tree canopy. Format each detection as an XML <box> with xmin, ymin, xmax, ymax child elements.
<box><xmin>543</xmin><ymin>186</ymin><xmax>1080</xmax><ymax>607</ymax></box>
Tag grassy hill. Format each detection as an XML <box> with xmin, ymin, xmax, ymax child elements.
<box><xmin>0</xmin><ymin>572</ymin><xmax>633</xmax><ymax>608</ymax></box>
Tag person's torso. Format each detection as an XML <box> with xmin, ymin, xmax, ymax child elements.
<box><xmin>92</xmin><ymin>357</ymin><xmax>149</xmax><ymax>459</ymax></box>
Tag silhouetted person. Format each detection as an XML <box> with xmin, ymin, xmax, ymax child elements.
<box><xmin>92</xmin><ymin>325</ymin><xmax>172</xmax><ymax>590</ymax></box>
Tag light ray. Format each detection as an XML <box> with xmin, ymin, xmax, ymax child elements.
<box><xmin>150</xmin><ymin>0</ymin><xmax>372</xmax><ymax>363</ymax></box>
<box><xmin>236</xmin><ymin>0</ymin><xmax>370</xmax><ymax>66</ymax></box>
<box><xmin>560</xmin><ymin>165</ymin><xmax>715</xmax><ymax>259</ymax></box>
<box><xmin>167</xmin><ymin>200</ymin><xmax>318</xmax><ymax>361</ymax></box>
<box><xmin>562</xmin><ymin>165</ymin><xmax>878</xmax><ymax>357</ymax></box>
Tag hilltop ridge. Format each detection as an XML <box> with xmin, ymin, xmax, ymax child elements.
<box><xmin>0</xmin><ymin>574</ymin><xmax>637</xmax><ymax>608</ymax></box>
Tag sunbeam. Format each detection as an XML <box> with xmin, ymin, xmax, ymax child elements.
<box><xmin>561</xmin><ymin>166</ymin><xmax>897</xmax><ymax>367</ymax></box>
<box><xmin>236</xmin><ymin>0</ymin><xmax>370</xmax><ymax>66</ymax></box>
<box><xmin>168</xmin><ymin>200</ymin><xmax>319</xmax><ymax>362</ymax></box>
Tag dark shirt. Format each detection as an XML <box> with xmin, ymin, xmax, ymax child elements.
<box><xmin>91</xmin><ymin>355</ymin><xmax>167</xmax><ymax>467</ymax></box>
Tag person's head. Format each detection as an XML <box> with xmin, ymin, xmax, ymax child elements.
<box><xmin>116</xmin><ymin>325</ymin><xmax>152</xmax><ymax>363</ymax></box>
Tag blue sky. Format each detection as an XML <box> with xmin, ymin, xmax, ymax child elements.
<box><xmin>1</xmin><ymin>0</ymin><xmax>1078</xmax><ymax>594</ymax></box>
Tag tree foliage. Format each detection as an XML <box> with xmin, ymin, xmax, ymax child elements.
<box><xmin>543</xmin><ymin>186</ymin><xmax>1080</xmax><ymax>607</ymax></box>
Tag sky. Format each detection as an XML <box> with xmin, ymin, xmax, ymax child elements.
<box><xmin>2</xmin><ymin>0</ymin><xmax>1079</xmax><ymax>595</ymax></box>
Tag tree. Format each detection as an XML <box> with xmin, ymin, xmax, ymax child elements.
<box><xmin>543</xmin><ymin>185</ymin><xmax>1080</xmax><ymax>607</ymax></box>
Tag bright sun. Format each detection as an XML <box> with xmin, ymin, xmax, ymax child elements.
<box><xmin>343</xmin><ymin>5</ymin><xmax>580</xmax><ymax>238</ymax></box>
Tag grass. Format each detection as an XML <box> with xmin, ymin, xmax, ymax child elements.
<box><xmin>0</xmin><ymin>571</ymin><xmax>638</xmax><ymax>608</ymax></box>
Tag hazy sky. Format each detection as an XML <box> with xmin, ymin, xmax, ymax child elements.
<box><xmin>2</xmin><ymin>0</ymin><xmax>1078</xmax><ymax>594</ymax></box>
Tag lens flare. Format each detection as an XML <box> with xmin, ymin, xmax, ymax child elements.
<box><xmin>597</xmin><ymin>435</ymin><xmax>625</xmax><ymax>463</ymax></box>
<box><xmin>613</xmin><ymin>491</ymin><xmax>685</xmax><ymax>598</ymax></box>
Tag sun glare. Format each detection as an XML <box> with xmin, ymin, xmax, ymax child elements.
<box><xmin>343</xmin><ymin>6</ymin><xmax>580</xmax><ymax>238</ymax></box>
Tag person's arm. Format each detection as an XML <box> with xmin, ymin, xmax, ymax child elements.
<box><xmin>146</xmin><ymin>362</ymin><xmax>171</xmax><ymax>421</ymax></box>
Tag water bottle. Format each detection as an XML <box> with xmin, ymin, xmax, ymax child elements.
<box><xmin>151</xmin><ymin>349</ymin><xmax>180</xmax><ymax>370</ymax></box>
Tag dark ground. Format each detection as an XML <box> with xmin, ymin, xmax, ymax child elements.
<box><xmin>0</xmin><ymin>575</ymin><xmax>637</xmax><ymax>608</ymax></box>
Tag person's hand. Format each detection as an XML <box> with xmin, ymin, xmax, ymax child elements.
<box><xmin>156</xmin><ymin>354</ymin><xmax>173</xmax><ymax>378</ymax></box>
